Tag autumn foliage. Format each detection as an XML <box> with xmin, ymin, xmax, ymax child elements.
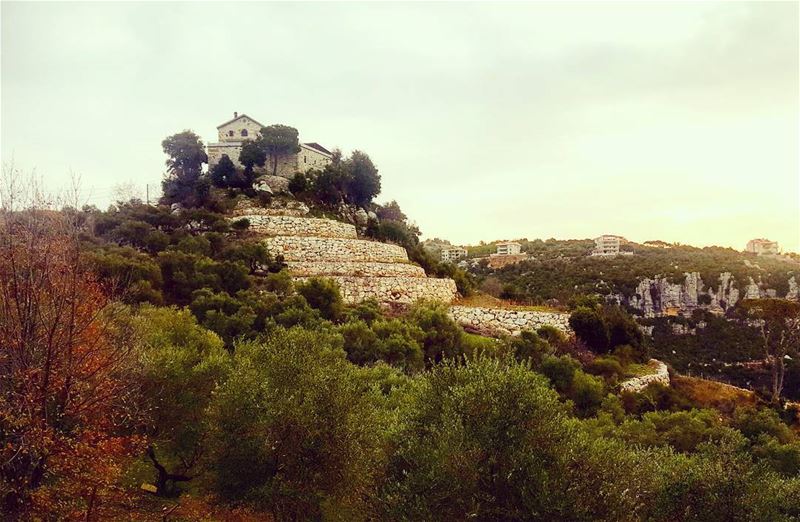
<box><xmin>0</xmin><ymin>209</ymin><xmax>142</xmax><ymax>520</ymax></box>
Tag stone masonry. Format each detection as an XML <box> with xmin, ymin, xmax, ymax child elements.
<box><xmin>232</xmin><ymin>205</ymin><xmax>458</xmax><ymax>305</ymax></box>
<box><xmin>618</xmin><ymin>359</ymin><xmax>670</xmax><ymax>393</ymax></box>
<box><xmin>264</xmin><ymin>236</ymin><xmax>408</xmax><ymax>263</ymax></box>
<box><xmin>295</xmin><ymin>276</ymin><xmax>457</xmax><ymax>304</ymax></box>
<box><xmin>288</xmin><ymin>261</ymin><xmax>426</xmax><ymax>278</ymax></box>
<box><xmin>449</xmin><ymin>305</ymin><xmax>571</xmax><ymax>337</ymax></box>
<box><xmin>241</xmin><ymin>215</ymin><xmax>357</xmax><ymax>239</ymax></box>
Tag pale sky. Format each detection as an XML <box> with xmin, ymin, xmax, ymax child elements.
<box><xmin>2</xmin><ymin>2</ymin><xmax>798</xmax><ymax>251</ymax></box>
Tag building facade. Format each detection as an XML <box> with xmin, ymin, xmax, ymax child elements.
<box><xmin>207</xmin><ymin>112</ymin><xmax>333</xmax><ymax>178</ymax></box>
<box><xmin>591</xmin><ymin>235</ymin><xmax>624</xmax><ymax>256</ymax></box>
<box><xmin>746</xmin><ymin>238</ymin><xmax>780</xmax><ymax>255</ymax></box>
<box><xmin>495</xmin><ymin>242</ymin><xmax>522</xmax><ymax>256</ymax></box>
<box><xmin>441</xmin><ymin>247</ymin><xmax>468</xmax><ymax>263</ymax></box>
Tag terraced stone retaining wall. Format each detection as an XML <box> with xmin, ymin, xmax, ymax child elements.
<box><xmin>449</xmin><ymin>305</ymin><xmax>571</xmax><ymax>337</ymax></box>
<box><xmin>264</xmin><ymin>236</ymin><xmax>409</xmax><ymax>263</ymax></box>
<box><xmin>618</xmin><ymin>360</ymin><xmax>670</xmax><ymax>393</ymax></box>
<box><xmin>287</xmin><ymin>261</ymin><xmax>426</xmax><ymax>278</ymax></box>
<box><xmin>238</xmin><ymin>215</ymin><xmax>357</xmax><ymax>238</ymax></box>
<box><xmin>295</xmin><ymin>275</ymin><xmax>458</xmax><ymax>304</ymax></box>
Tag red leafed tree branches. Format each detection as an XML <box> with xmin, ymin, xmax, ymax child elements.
<box><xmin>0</xmin><ymin>174</ymin><xmax>143</xmax><ymax>520</ymax></box>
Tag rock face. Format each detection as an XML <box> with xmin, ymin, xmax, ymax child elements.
<box><xmin>619</xmin><ymin>271</ymin><xmax>797</xmax><ymax>317</ymax></box>
<box><xmin>233</xmin><ymin>204</ymin><xmax>457</xmax><ymax>305</ymax></box>
<box><xmin>787</xmin><ymin>276</ymin><xmax>800</xmax><ymax>300</ymax></box>
<box><xmin>619</xmin><ymin>359</ymin><xmax>670</xmax><ymax>393</ymax></box>
<box><xmin>254</xmin><ymin>175</ymin><xmax>290</xmax><ymax>194</ymax></box>
<box><xmin>449</xmin><ymin>305</ymin><xmax>571</xmax><ymax>337</ymax></box>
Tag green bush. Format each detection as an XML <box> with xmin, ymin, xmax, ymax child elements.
<box><xmin>207</xmin><ymin>328</ymin><xmax>387</xmax><ymax>519</ymax></box>
<box><xmin>586</xmin><ymin>356</ymin><xmax>624</xmax><ymax>383</ymax></box>
<box><xmin>541</xmin><ymin>355</ymin><xmax>580</xmax><ymax>393</ymax></box>
<box><xmin>569</xmin><ymin>307</ymin><xmax>610</xmax><ymax>353</ymax></box>
<box><xmin>296</xmin><ymin>277</ymin><xmax>344</xmax><ymax>321</ymax></box>
<box><xmin>407</xmin><ymin>301</ymin><xmax>465</xmax><ymax>363</ymax></box>
<box><xmin>509</xmin><ymin>329</ymin><xmax>551</xmax><ymax>364</ymax></box>
<box><xmin>569</xmin><ymin>370</ymin><xmax>606</xmax><ymax>417</ymax></box>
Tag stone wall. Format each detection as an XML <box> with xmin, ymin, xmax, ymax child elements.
<box><xmin>295</xmin><ymin>275</ymin><xmax>457</xmax><ymax>305</ymax></box>
<box><xmin>449</xmin><ymin>305</ymin><xmax>571</xmax><ymax>337</ymax></box>
<box><xmin>236</xmin><ymin>201</ymin><xmax>458</xmax><ymax>306</ymax></box>
<box><xmin>619</xmin><ymin>359</ymin><xmax>670</xmax><ymax>393</ymax></box>
<box><xmin>264</xmin><ymin>236</ymin><xmax>409</xmax><ymax>263</ymax></box>
<box><xmin>237</xmin><ymin>215</ymin><xmax>357</xmax><ymax>239</ymax></box>
<box><xmin>231</xmin><ymin>201</ymin><xmax>310</xmax><ymax>217</ymax></box>
<box><xmin>288</xmin><ymin>261</ymin><xmax>426</xmax><ymax>278</ymax></box>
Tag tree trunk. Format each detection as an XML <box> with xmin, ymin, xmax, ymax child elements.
<box><xmin>146</xmin><ymin>446</ymin><xmax>191</xmax><ymax>497</ymax></box>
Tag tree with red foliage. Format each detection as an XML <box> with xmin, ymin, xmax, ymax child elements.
<box><xmin>0</xmin><ymin>177</ymin><xmax>142</xmax><ymax>520</ymax></box>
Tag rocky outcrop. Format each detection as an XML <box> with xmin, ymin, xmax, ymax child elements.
<box><xmin>254</xmin><ymin>175</ymin><xmax>290</xmax><ymax>194</ymax></box>
<box><xmin>449</xmin><ymin>305</ymin><xmax>571</xmax><ymax>337</ymax></box>
<box><xmin>787</xmin><ymin>276</ymin><xmax>800</xmax><ymax>300</ymax></box>
<box><xmin>619</xmin><ymin>359</ymin><xmax>670</xmax><ymax>393</ymax></box>
<box><xmin>619</xmin><ymin>271</ymin><xmax>781</xmax><ymax>317</ymax></box>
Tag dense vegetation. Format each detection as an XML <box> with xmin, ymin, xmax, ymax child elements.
<box><xmin>2</xmin><ymin>132</ymin><xmax>800</xmax><ymax>520</ymax></box>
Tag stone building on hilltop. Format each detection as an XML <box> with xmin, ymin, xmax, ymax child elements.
<box><xmin>207</xmin><ymin>112</ymin><xmax>333</xmax><ymax>178</ymax></box>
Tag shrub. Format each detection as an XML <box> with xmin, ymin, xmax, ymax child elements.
<box><xmin>288</xmin><ymin>172</ymin><xmax>309</xmax><ymax>194</ymax></box>
<box><xmin>569</xmin><ymin>370</ymin><xmax>606</xmax><ymax>417</ymax></box>
<box><xmin>541</xmin><ymin>355</ymin><xmax>580</xmax><ymax>393</ymax></box>
<box><xmin>509</xmin><ymin>329</ymin><xmax>551</xmax><ymax>364</ymax></box>
<box><xmin>569</xmin><ymin>307</ymin><xmax>610</xmax><ymax>353</ymax></box>
<box><xmin>407</xmin><ymin>301</ymin><xmax>464</xmax><ymax>363</ymax></box>
<box><xmin>230</xmin><ymin>218</ymin><xmax>250</xmax><ymax>231</ymax></box>
<box><xmin>206</xmin><ymin>328</ymin><xmax>387</xmax><ymax>519</ymax></box>
<box><xmin>586</xmin><ymin>356</ymin><xmax>624</xmax><ymax>383</ymax></box>
<box><xmin>296</xmin><ymin>277</ymin><xmax>344</xmax><ymax>321</ymax></box>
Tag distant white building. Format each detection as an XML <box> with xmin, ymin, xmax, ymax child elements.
<box><xmin>591</xmin><ymin>235</ymin><xmax>631</xmax><ymax>257</ymax></box>
<box><xmin>746</xmin><ymin>238</ymin><xmax>780</xmax><ymax>255</ymax></box>
<box><xmin>441</xmin><ymin>247</ymin><xmax>467</xmax><ymax>263</ymax></box>
<box><xmin>495</xmin><ymin>242</ymin><xmax>521</xmax><ymax>256</ymax></box>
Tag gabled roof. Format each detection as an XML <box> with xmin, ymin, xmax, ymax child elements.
<box><xmin>302</xmin><ymin>142</ymin><xmax>332</xmax><ymax>156</ymax></box>
<box><xmin>216</xmin><ymin>113</ymin><xmax>266</xmax><ymax>129</ymax></box>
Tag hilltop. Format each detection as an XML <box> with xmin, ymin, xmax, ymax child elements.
<box><xmin>3</xmin><ymin>124</ymin><xmax>800</xmax><ymax>520</ymax></box>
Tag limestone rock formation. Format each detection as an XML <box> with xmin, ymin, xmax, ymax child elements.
<box><xmin>621</xmin><ymin>270</ymin><xmax>798</xmax><ymax>317</ymax></box>
<box><xmin>787</xmin><ymin>276</ymin><xmax>800</xmax><ymax>300</ymax></box>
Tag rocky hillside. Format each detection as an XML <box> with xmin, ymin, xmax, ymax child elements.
<box><xmin>468</xmin><ymin>239</ymin><xmax>799</xmax><ymax>315</ymax></box>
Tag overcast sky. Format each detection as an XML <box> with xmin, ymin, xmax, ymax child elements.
<box><xmin>2</xmin><ymin>2</ymin><xmax>798</xmax><ymax>251</ymax></box>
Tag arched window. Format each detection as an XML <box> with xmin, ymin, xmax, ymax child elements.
<box><xmin>228</xmin><ymin>130</ymin><xmax>234</xmax><ymax>137</ymax></box>
<box><xmin>241</xmin><ymin>129</ymin><xmax>248</xmax><ymax>137</ymax></box>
